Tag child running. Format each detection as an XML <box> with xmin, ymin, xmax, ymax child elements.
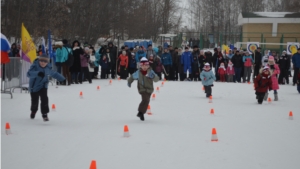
<box><xmin>127</xmin><ymin>57</ymin><xmax>159</xmax><ymax>121</ymax></box>
<box><xmin>254</xmin><ymin>66</ymin><xmax>273</xmax><ymax>104</ymax></box>
<box><xmin>200</xmin><ymin>63</ymin><xmax>216</xmax><ymax>98</ymax></box>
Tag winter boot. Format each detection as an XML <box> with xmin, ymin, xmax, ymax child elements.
<box><xmin>137</xmin><ymin>112</ymin><xmax>145</xmax><ymax>121</ymax></box>
<box><xmin>274</xmin><ymin>94</ymin><xmax>278</xmax><ymax>101</ymax></box>
<box><xmin>42</xmin><ymin>114</ymin><xmax>49</xmax><ymax>122</ymax></box>
<box><xmin>30</xmin><ymin>112</ymin><xmax>37</xmax><ymax>119</ymax></box>
<box><xmin>263</xmin><ymin>92</ymin><xmax>268</xmax><ymax>101</ymax></box>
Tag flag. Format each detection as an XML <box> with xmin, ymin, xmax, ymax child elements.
<box><xmin>21</xmin><ymin>23</ymin><xmax>37</xmax><ymax>63</ymax></box>
<box><xmin>0</xmin><ymin>33</ymin><xmax>11</xmax><ymax>64</ymax></box>
<box><xmin>222</xmin><ymin>45</ymin><xmax>230</xmax><ymax>54</ymax></box>
<box><xmin>41</xmin><ymin>37</ymin><xmax>46</xmax><ymax>54</ymax></box>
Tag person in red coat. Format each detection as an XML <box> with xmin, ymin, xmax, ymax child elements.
<box><xmin>254</xmin><ymin>66</ymin><xmax>273</xmax><ymax>104</ymax></box>
<box><xmin>218</xmin><ymin>62</ymin><xmax>226</xmax><ymax>82</ymax></box>
<box><xmin>118</xmin><ymin>51</ymin><xmax>129</xmax><ymax>79</ymax></box>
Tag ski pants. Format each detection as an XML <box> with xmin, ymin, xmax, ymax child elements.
<box><xmin>30</xmin><ymin>88</ymin><xmax>49</xmax><ymax>115</ymax></box>
<box><xmin>138</xmin><ymin>92</ymin><xmax>151</xmax><ymax>114</ymax></box>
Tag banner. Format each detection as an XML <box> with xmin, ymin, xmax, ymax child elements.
<box><xmin>0</xmin><ymin>33</ymin><xmax>11</xmax><ymax>64</ymax></box>
<box><xmin>222</xmin><ymin>45</ymin><xmax>230</xmax><ymax>54</ymax></box>
<box><xmin>286</xmin><ymin>42</ymin><xmax>299</xmax><ymax>55</ymax></box>
<box><xmin>21</xmin><ymin>23</ymin><xmax>37</xmax><ymax>63</ymax></box>
<box><xmin>247</xmin><ymin>42</ymin><xmax>259</xmax><ymax>54</ymax></box>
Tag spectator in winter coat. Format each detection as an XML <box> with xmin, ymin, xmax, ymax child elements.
<box><xmin>55</xmin><ymin>39</ymin><xmax>72</xmax><ymax>85</ymax></box>
<box><xmin>161</xmin><ymin>48</ymin><xmax>173</xmax><ymax>80</ymax></box>
<box><xmin>278</xmin><ymin>50</ymin><xmax>290</xmax><ymax>84</ymax></box>
<box><xmin>292</xmin><ymin>48</ymin><xmax>300</xmax><ymax>86</ymax></box>
<box><xmin>100</xmin><ymin>55</ymin><xmax>110</xmax><ymax>79</ymax></box>
<box><xmin>171</xmin><ymin>47</ymin><xmax>179</xmax><ymax>81</ymax></box>
<box><xmin>218</xmin><ymin>63</ymin><xmax>226</xmax><ymax>82</ymax></box>
<box><xmin>226</xmin><ymin>61</ymin><xmax>235</xmax><ymax>82</ymax></box>
<box><xmin>127</xmin><ymin>57</ymin><xmax>159</xmax><ymax>121</ymax></box>
<box><xmin>177</xmin><ymin>48</ymin><xmax>184</xmax><ymax>81</ymax></box>
<box><xmin>261</xmin><ymin>50</ymin><xmax>270</xmax><ymax>67</ymax></box>
<box><xmin>254</xmin><ymin>66</ymin><xmax>273</xmax><ymax>104</ymax></box>
<box><xmin>118</xmin><ymin>51</ymin><xmax>129</xmax><ymax>80</ymax></box>
<box><xmin>154</xmin><ymin>56</ymin><xmax>163</xmax><ymax>80</ymax></box>
<box><xmin>70</xmin><ymin>40</ymin><xmax>83</xmax><ymax>84</ymax></box>
<box><xmin>9</xmin><ymin>43</ymin><xmax>20</xmax><ymax>57</ymax></box>
<box><xmin>149</xmin><ymin>54</ymin><xmax>155</xmax><ymax>70</ymax></box>
<box><xmin>128</xmin><ymin>53</ymin><xmax>137</xmax><ymax>75</ymax></box>
<box><xmin>191</xmin><ymin>51</ymin><xmax>200</xmax><ymax>81</ymax></box>
<box><xmin>108</xmin><ymin>42</ymin><xmax>117</xmax><ymax>79</ymax></box>
<box><xmin>181</xmin><ymin>47</ymin><xmax>193</xmax><ymax>79</ymax></box>
<box><xmin>231</xmin><ymin>51</ymin><xmax>243</xmax><ymax>83</ymax></box>
<box><xmin>266</xmin><ymin>56</ymin><xmax>280</xmax><ymax>101</ymax></box>
<box><xmin>146</xmin><ymin>44</ymin><xmax>156</xmax><ymax>60</ymax></box>
<box><xmin>88</xmin><ymin>49</ymin><xmax>96</xmax><ymax>82</ymax></box>
<box><xmin>253</xmin><ymin>47</ymin><xmax>262</xmax><ymax>79</ymax></box>
<box><xmin>199</xmin><ymin>51</ymin><xmax>208</xmax><ymax>71</ymax></box>
<box><xmin>297</xmin><ymin>70</ymin><xmax>300</xmax><ymax>93</ymax></box>
<box><xmin>242</xmin><ymin>51</ymin><xmax>253</xmax><ymax>83</ymax></box>
<box><xmin>94</xmin><ymin>48</ymin><xmax>101</xmax><ymax>79</ymax></box>
<box><xmin>135</xmin><ymin>46</ymin><xmax>146</xmax><ymax>67</ymax></box>
<box><xmin>213</xmin><ymin>47</ymin><xmax>225</xmax><ymax>81</ymax></box>
<box><xmin>200</xmin><ymin>63</ymin><xmax>216</xmax><ymax>98</ymax></box>
<box><xmin>27</xmin><ymin>55</ymin><xmax>65</xmax><ymax>121</ymax></box>
<box><xmin>79</xmin><ymin>47</ymin><xmax>92</xmax><ymax>84</ymax></box>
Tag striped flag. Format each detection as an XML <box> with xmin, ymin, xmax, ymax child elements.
<box><xmin>1</xmin><ymin>33</ymin><xmax>11</xmax><ymax>64</ymax></box>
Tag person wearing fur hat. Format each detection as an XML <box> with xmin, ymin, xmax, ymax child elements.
<box><xmin>27</xmin><ymin>55</ymin><xmax>65</xmax><ymax>121</ymax></box>
<box><xmin>200</xmin><ymin>63</ymin><xmax>216</xmax><ymax>98</ymax></box>
<box><xmin>278</xmin><ymin>50</ymin><xmax>290</xmax><ymax>85</ymax></box>
<box><xmin>218</xmin><ymin>62</ymin><xmax>226</xmax><ymax>82</ymax></box>
<box><xmin>266</xmin><ymin>56</ymin><xmax>280</xmax><ymax>101</ymax></box>
<box><xmin>226</xmin><ymin>61</ymin><xmax>235</xmax><ymax>82</ymax></box>
<box><xmin>254</xmin><ymin>66</ymin><xmax>273</xmax><ymax>104</ymax></box>
<box><xmin>127</xmin><ymin>57</ymin><xmax>159</xmax><ymax>121</ymax></box>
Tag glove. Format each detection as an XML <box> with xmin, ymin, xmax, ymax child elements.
<box><xmin>127</xmin><ymin>83</ymin><xmax>131</xmax><ymax>88</ymax></box>
<box><xmin>147</xmin><ymin>72</ymin><xmax>155</xmax><ymax>79</ymax></box>
<box><xmin>38</xmin><ymin>72</ymin><xmax>45</xmax><ymax>78</ymax></box>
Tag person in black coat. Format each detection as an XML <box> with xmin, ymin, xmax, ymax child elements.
<box><xmin>231</xmin><ymin>50</ymin><xmax>244</xmax><ymax>83</ymax></box>
<box><xmin>278</xmin><ymin>51</ymin><xmax>291</xmax><ymax>84</ymax></box>
<box><xmin>70</xmin><ymin>40</ymin><xmax>83</xmax><ymax>84</ymax></box>
<box><xmin>108</xmin><ymin>42</ymin><xmax>117</xmax><ymax>79</ymax></box>
<box><xmin>253</xmin><ymin>47</ymin><xmax>262</xmax><ymax>79</ymax></box>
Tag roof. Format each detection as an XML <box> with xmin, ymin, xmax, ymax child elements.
<box><xmin>241</xmin><ymin>12</ymin><xmax>300</xmax><ymax>18</ymax></box>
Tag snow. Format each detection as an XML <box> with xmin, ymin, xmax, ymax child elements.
<box><xmin>1</xmin><ymin>79</ymin><xmax>300</xmax><ymax>169</ymax></box>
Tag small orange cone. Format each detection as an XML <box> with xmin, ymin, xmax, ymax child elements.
<box><xmin>147</xmin><ymin>105</ymin><xmax>152</xmax><ymax>115</ymax></box>
<box><xmin>156</xmin><ymin>87</ymin><xmax>160</xmax><ymax>92</ymax></box>
<box><xmin>268</xmin><ymin>97</ymin><xmax>272</xmax><ymax>103</ymax></box>
<box><xmin>211</xmin><ymin>128</ymin><xmax>218</xmax><ymax>142</ymax></box>
<box><xmin>51</xmin><ymin>104</ymin><xmax>56</xmax><ymax>111</ymax></box>
<box><xmin>97</xmin><ymin>86</ymin><xmax>100</xmax><ymax>90</ymax></box>
<box><xmin>79</xmin><ymin>91</ymin><xmax>83</xmax><ymax>98</ymax></box>
<box><xmin>202</xmin><ymin>86</ymin><xmax>205</xmax><ymax>91</ymax></box>
<box><xmin>152</xmin><ymin>94</ymin><xmax>156</xmax><ymax>100</ymax></box>
<box><xmin>210</xmin><ymin>108</ymin><xmax>214</xmax><ymax>114</ymax></box>
<box><xmin>5</xmin><ymin>122</ymin><xmax>11</xmax><ymax>135</ymax></box>
<box><xmin>124</xmin><ymin>125</ymin><xmax>130</xmax><ymax>137</ymax></box>
<box><xmin>164</xmin><ymin>78</ymin><xmax>166</xmax><ymax>81</ymax></box>
<box><xmin>289</xmin><ymin>111</ymin><xmax>293</xmax><ymax>120</ymax></box>
<box><xmin>248</xmin><ymin>81</ymin><xmax>251</xmax><ymax>84</ymax></box>
<box><xmin>161</xmin><ymin>81</ymin><xmax>164</xmax><ymax>86</ymax></box>
<box><xmin>109</xmin><ymin>80</ymin><xmax>112</xmax><ymax>85</ymax></box>
<box><xmin>90</xmin><ymin>160</ymin><xmax>97</xmax><ymax>169</ymax></box>
<box><xmin>118</xmin><ymin>77</ymin><xmax>121</xmax><ymax>81</ymax></box>
<box><xmin>208</xmin><ymin>96</ymin><xmax>212</xmax><ymax>103</ymax></box>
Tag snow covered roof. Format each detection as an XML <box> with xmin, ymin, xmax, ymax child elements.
<box><xmin>241</xmin><ymin>12</ymin><xmax>300</xmax><ymax>18</ymax></box>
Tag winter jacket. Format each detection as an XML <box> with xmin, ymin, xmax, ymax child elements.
<box><xmin>213</xmin><ymin>52</ymin><xmax>224</xmax><ymax>68</ymax></box>
<box><xmin>181</xmin><ymin>51</ymin><xmax>192</xmax><ymax>73</ymax></box>
<box><xmin>9</xmin><ymin>44</ymin><xmax>19</xmax><ymax>57</ymax></box>
<box><xmin>267</xmin><ymin>64</ymin><xmax>280</xmax><ymax>90</ymax></box>
<box><xmin>226</xmin><ymin>66</ymin><xmax>235</xmax><ymax>75</ymax></box>
<box><xmin>231</xmin><ymin>54</ymin><xmax>243</xmax><ymax>68</ymax></box>
<box><xmin>243</xmin><ymin>55</ymin><xmax>253</xmax><ymax>67</ymax></box>
<box><xmin>218</xmin><ymin>67</ymin><xmax>226</xmax><ymax>75</ymax></box>
<box><xmin>278</xmin><ymin>54</ymin><xmax>290</xmax><ymax>70</ymax></box>
<box><xmin>199</xmin><ymin>55</ymin><xmax>208</xmax><ymax>70</ymax></box>
<box><xmin>200</xmin><ymin>70</ymin><xmax>216</xmax><ymax>86</ymax></box>
<box><xmin>154</xmin><ymin>57</ymin><xmax>163</xmax><ymax>73</ymax></box>
<box><xmin>177</xmin><ymin>53</ymin><xmax>183</xmax><ymax>74</ymax></box>
<box><xmin>128</xmin><ymin>69</ymin><xmax>159</xmax><ymax>94</ymax></box>
<box><xmin>129</xmin><ymin>56</ymin><xmax>137</xmax><ymax>68</ymax></box>
<box><xmin>108</xmin><ymin>42</ymin><xmax>117</xmax><ymax>63</ymax></box>
<box><xmin>27</xmin><ymin>59</ymin><xmax>65</xmax><ymax>92</ymax></box>
<box><xmin>262</xmin><ymin>55</ymin><xmax>269</xmax><ymax>67</ymax></box>
<box><xmin>192</xmin><ymin>55</ymin><xmax>200</xmax><ymax>73</ymax></box>
<box><xmin>254</xmin><ymin>72</ymin><xmax>273</xmax><ymax>93</ymax></box>
<box><xmin>172</xmin><ymin>51</ymin><xmax>179</xmax><ymax>66</ymax></box>
<box><xmin>161</xmin><ymin>52</ymin><xmax>172</xmax><ymax>66</ymax></box>
<box><xmin>55</xmin><ymin>46</ymin><xmax>71</xmax><ymax>63</ymax></box>
<box><xmin>95</xmin><ymin>48</ymin><xmax>101</xmax><ymax>67</ymax></box>
<box><xmin>146</xmin><ymin>49</ymin><xmax>156</xmax><ymax>60</ymax></box>
<box><xmin>119</xmin><ymin>54</ymin><xmax>128</xmax><ymax>68</ymax></box>
<box><xmin>100</xmin><ymin>58</ymin><xmax>110</xmax><ymax>69</ymax></box>
<box><xmin>149</xmin><ymin>58</ymin><xmax>155</xmax><ymax>70</ymax></box>
<box><xmin>254</xmin><ymin>51</ymin><xmax>262</xmax><ymax>66</ymax></box>
<box><xmin>135</xmin><ymin>50</ymin><xmax>146</xmax><ymax>63</ymax></box>
<box><xmin>292</xmin><ymin>53</ymin><xmax>300</xmax><ymax>68</ymax></box>
<box><xmin>70</xmin><ymin>47</ymin><xmax>83</xmax><ymax>72</ymax></box>
<box><xmin>80</xmin><ymin>53</ymin><xmax>90</xmax><ymax>67</ymax></box>
<box><xmin>88</xmin><ymin>55</ymin><xmax>96</xmax><ymax>72</ymax></box>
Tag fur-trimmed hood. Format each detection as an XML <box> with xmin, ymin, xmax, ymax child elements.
<box><xmin>259</xmin><ymin>67</ymin><xmax>273</xmax><ymax>76</ymax></box>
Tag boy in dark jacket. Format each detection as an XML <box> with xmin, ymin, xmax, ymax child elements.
<box><xmin>100</xmin><ymin>55</ymin><xmax>110</xmax><ymax>79</ymax></box>
<box><xmin>254</xmin><ymin>66</ymin><xmax>273</xmax><ymax>104</ymax></box>
<box><xmin>127</xmin><ymin>57</ymin><xmax>159</xmax><ymax>121</ymax></box>
<box><xmin>27</xmin><ymin>55</ymin><xmax>65</xmax><ymax>121</ymax></box>
<box><xmin>128</xmin><ymin>53</ymin><xmax>137</xmax><ymax>75</ymax></box>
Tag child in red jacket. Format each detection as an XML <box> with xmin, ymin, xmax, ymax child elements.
<box><xmin>218</xmin><ymin>62</ymin><xmax>226</xmax><ymax>82</ymax></box>
<box><xmin>254</xmin><ymin>66</ymin><xmax>273</xmax><ymax>104</ymax></box>
<box><xmin>226</xmin><ymin>61</ymin><xmax>235</xmax><ymax>82</ymax></box>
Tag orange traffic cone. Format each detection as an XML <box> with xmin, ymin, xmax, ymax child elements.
<box><xmin>161</xmin><ymin>81</ymin><xmax>164</xmax><ymax>87</ymax></box>
<box><xmin>90</xmin><ymin>160</ymin><xmax>97</xmax><ymax>169</ymax></box>
<box><xmin>97</xmin><ymin>86</ymin><xmax>100</xmax><ymax>90</ymax></box>
<box><xmin>156</xmin><ymin>87</ymin><xmax>160</xmax><ymax>92</ymax></box>
<box><xmin>268</xmin><ymin>97</ymin><xmax>272</xmax><ymax>103</ymax></box>
<box><xmin>5</xmin><ymin>122</ymin><xmax>11</xmax><ymax>135</ymax></box>
<box><xmin>248</xmin><ymin>81</ymin><xmax>251</xmax><ymax>84</ymax></box>
<box><xmin>211</xmin><ymin>128</ymin><xmax>218</xmax><ymax>142</ymax></box>
<box><xmin>147</xmin><ymin>105</ymin><xmax>152</xmax><ymax>115</ymax></box>
<box><xmin>208</xmin><ymin>96</ymin><xmax>212</xmax><ymax>103</ymax></box>
<box><xmin>164</xmin><ymin>78</ymin><xmax>166</xmax><ymax>82</ymax></box>
<box><xmin>210</xmin><ymin>108</ymin><xmax>214</xmax><ymax>114</ymax></box>
<box><xmin>289</xmin><ymin>111</ymin><xmax>293</xmax><ymax>120</ymax></box>
<box><xmin>51</xmin><ymin>104</ymin><xmax>56</xmax><ymax>111</ymax></box>
<box><xmin>118</xmin><ymin>77</ymin><xmax>121</xmax><ymax>81</ymax></box>
<box><xmin>152</xmin><ymin>94</ymin><xmax>156</xmax><ymax>100</ymax></box>
<box><xmin>124</xmin><ymin>125</ymin><xmax>130</xmax><ymax>137</ymax></box>
<box><xmin>109</xmin><ymin>80</ymin><xmax>112</xmax><ymax>85</ymax></box>
<box><xmin>79</xmin><ymin>91</ymin><xmax>83</xmax><ymax>98</ymax></box>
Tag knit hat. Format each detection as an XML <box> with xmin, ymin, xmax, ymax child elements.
<box><xmin>140</xmin><ymin>57</ymin><xmax>149</xmax><ymax>66</ymax></box>
<box><xmin>262</xmin><ymin>66</ymin><xmax>270</xmax><ymax>73</ymax></box>
<box><xmin>39</xmin><ymin>54</ymin><xmax>49</xmax><ymax>61</ymax></box>
<box><xmin>228</xmin><ymin>61</ymin><xmax>233</xmax><ymax>65</ymax></box>
<box><xmin>268</xmin><ymin>56</ymin><xmax>274</xmax><ymax>61</ymax></box>
<box><xmin>203</xmin><ymin>63</ymin><xmax>210</xmax><ymax>70</ymax></box>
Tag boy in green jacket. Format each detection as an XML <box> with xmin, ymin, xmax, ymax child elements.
<box><xmin>128</xmin><ymin>57</ymin><xmax>159</xmax><ymax>121</ymax></box>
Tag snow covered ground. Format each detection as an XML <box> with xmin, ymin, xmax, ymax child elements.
<box><xmin>1</xmin><ymin>78</ymin><xmax>300</xmax><ymax>169</ymax></box>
